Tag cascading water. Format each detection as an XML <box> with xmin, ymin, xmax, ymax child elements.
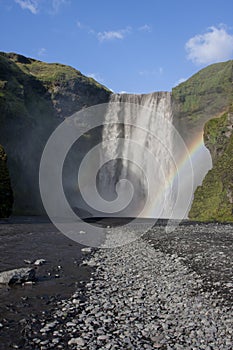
<box><xmin>98</xmin><ymin>92</ymin><xmax>176</xmax><ymax>218</ymax></box>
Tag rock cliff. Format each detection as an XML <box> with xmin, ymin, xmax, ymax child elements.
<box><xmin>0</xmin><ymin>52</ymin><xmax>111</xmax><ymax>214</ymax></box>
<box><xmin>0</xmin><ymin>52</ymin><xmax>232</xmax><ymax>221</ymax></box>
<box><xmin>0</xmin><ymin>144</ymin><xmax>13</xmax><ymax>217</ymax></box>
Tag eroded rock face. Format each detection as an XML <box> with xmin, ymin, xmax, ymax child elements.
<box><xmin>0</xmin><ymin>144</ymin><xmax>13</xmax><ymax>218</ymax></box>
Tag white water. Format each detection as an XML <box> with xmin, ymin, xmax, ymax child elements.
<box><xmin>98</xmin><ymin>92</ymin><xmax>175</xmax><ymax>218</ymax></box>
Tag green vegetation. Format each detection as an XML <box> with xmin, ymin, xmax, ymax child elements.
<box><xmin>172</xmin><ymin>60</ymin><xmax>233</xmax><ymax>129</ymax></box>
<box><xmin>203</xmin><ymin>112</ymin><xmax>230</xmax><ymax>162</ymax></box>
<box><xmin>0</xmin><ymin>52</ymin><xmax>111</xmax><ymax>214</ymax></box>
<box><xmin>18</xmin><ymin>59</ymin><xmax>109</xmax><ymax>91</ymax></box>
<box><xmin>189</xmin><ymin>112</ymin><xmax>233</xmax><ymax>222</ymax></box>
<box><xmin>0</xmin><ymin>51</ymin><xmax>232</xmax><ymax>220</ymax></box>
<box><xmin>172</xmin><ymin>60</ymin><xmax>233</xmax><ymax>222</ymax></box>
<box><xmin>0</xmin><ymin>145</ymin><xmax>13</xmax><ymax>217</ymax></box>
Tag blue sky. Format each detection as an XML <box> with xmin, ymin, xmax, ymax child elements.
<box><xmin>1</xmin><ymin>0</ymin><xmax>233</xmax><ymax>93</ymax></box>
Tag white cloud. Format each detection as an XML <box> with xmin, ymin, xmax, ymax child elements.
<box><xmin>76</xmin><ymin>21</ymin><xmax>132</xmax><ymax>43</ymax></box>
<box><xmin>38</xmin><ymin>47</ymin><xmax>47</xmax><ymax>56</ymax></box>
<box><xmin>76</xmin><ymin>20</ymin><xmax>83</xmax><ymax>29</ymax></box>
<box><xmin>51</xmin><ymin>0</ymin><xmax>68</xmax><ymax>13</ymax></box>
<box><xmin>139</xmin><ymin>67</ymin><xmax>163</xmax><ymax>76</ymax></box>
<box><xmin>76</xmin><ymin>20</ymin><xmax>94</xmax><ymax>34</ymax></box>
<box><xmin>174</xmin><ymin>77</ymin><xmax>187</xmax><ymax>86</ymax></box>
<box><xmin>159</xmin><ymin>67</ymin><xmax>163</xmax><ymax>74</ymax></box>
<box><xmin>15</xmin><ymin>0</ymin><xmax>39</xmax><ymax>14</ymax></box>
<box><xmin>138</xmin><ymin>24</ymin><xmax>152</xmax><ymax>32</ymax></box>
<box><xmin>186</xmin><ymin>25</ymin><xmax>233</xmax><ymax>65</ymax></box>
<box><xmin>15</xmin><ymin>0</ymin><xmax>68</xmax><ymax>14</ymax></box>
<box><xmin>86</xmin><ymin>72</ymin><xmax>104</xmax><ymax>83</ymax></box>
<box><xmin>97</xmin><ymin>27</ymin><xmax>131</xmax><ymax>42</ymax></box>
<box><xmin>76</xmin><ymin>21</ymin><xmax>133</xmax><ymax>43</ymax></box>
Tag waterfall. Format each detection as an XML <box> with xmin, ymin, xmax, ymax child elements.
<box><xmin>98</xmin><ymin>92</ymin><xmax>175</xmax><ymax>218</ymax></box>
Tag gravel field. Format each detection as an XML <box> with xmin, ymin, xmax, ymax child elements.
<box><xmin>22</xmin><ymin>223</ymin><xmax>233</xmax><ymax>350</ymax></box>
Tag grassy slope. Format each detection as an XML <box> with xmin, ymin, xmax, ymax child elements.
<box><xmin>172</xmin><ymin>60</ymin><xmax>233</xmax><ymax>222</ymax></box>
<box><xmin>172</xmin><ymin>60</ymin><xmax>233</xmax><ymax>143</ymax></box>
<box><xmin>0</xmin><ymin>52</ymin><xmax>111</xmax><ymax>214</ymax></box>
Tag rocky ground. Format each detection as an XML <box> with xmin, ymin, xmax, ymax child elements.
<box><xmin>20</xmin><ymin>222</ymin><xmax>233</xmax><ymax>350</ymax></box>
<box><xmin>0</xmin><ymin>220</ymin><xmax>91</xmax><ymax>350</ymax></box>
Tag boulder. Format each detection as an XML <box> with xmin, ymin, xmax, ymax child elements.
<box><xmin>34</xmin><ymin>259</ymin><xmax>46</xmax><ymax>266</ymax></box>
<box><xmin>0</xmin><ymin>267</ymin><xmax>36</xmax><ymax>285</ymax></box>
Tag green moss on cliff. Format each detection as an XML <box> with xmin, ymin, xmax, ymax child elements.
<box><xmin>0</xmin><ymin>52</ymin><xmax>111</xmax><ymax>214</ymax></box>
<box><xmin>17</xmin><ymin>59</ymin><xmax>109</xmax><ymax>91</ymax></box>
<box><xmin>173</xmin><ymin>60</ymin><xmax>233</xmax><ymax>222</ymax></box>
<box><xmin>173</xmin><ymin>60</ymin><xmax>233</xmax><ymax>122</ymax></box>
<box><xmin>189</xmin><ymin>112</ymin><xmax>233</xmax><ymax>222</ymax></box>
<box><xmin>172</xmin><ymin>60</ymin><xmax>233</xmax><ymax>145</ymax></box>
<box><xmin>0</xmin><ymin>145</ymin><xmax>13</xmax><ymax>217</ymax></box>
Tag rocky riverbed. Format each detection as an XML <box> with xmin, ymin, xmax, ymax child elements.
<box><xmin>0</xmin><ymin>218</ymin><xmax>92</xmax><ymax>350</ymax></box>
<box><xmin>17</xmin><ymin>222</ymin><xmax>233</xmax><ymax>350</ymax></box>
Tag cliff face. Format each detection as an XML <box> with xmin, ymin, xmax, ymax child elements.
<box><xmin>0</xmin><ymin>145</ymin><xmax>13</xmax><ymax>217</ymax></box>
<box><xmin>0</xmin><ymin>52</ymin><xmax>111</xmax><ymax>214</ymax></box>
<box><xmin>171</xmin><ymin>60</ymin><xmax>233</xmax><ymax>222</ymax></box>
<box><xmin>189</xmin><ymin>110</ymin><xmax>233</xmax><ymax>222</ymax></box>
<box><xmin>1</xmin><ymin>52</ymin><xmax>233</xmax><ymax>220</ymax></box>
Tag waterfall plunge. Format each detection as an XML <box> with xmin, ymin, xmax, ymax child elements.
<box><xmin>98</xmin><ymin>92</ymin><xmax>176</xmax><ymax>218</ymax></box>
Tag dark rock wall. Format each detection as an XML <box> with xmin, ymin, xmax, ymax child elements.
<box><xmin>0</xmin><ymin>145</ymin><xmax>13</xmax><ymax>217</ymax></box>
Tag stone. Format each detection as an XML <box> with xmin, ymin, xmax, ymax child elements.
<box><xmin>34</xmin><ymin>259</ymin><xmax>46</xmax><ymax>266</ymax></box>
<box><xmin>66</xmin><ymin>321</ymin><xmax>76</xmax><ymax>327</ymax></box>
<box><xmin>225</xmin><ymin>282</ymin><xmax>233</xmax><ymax>288</ymax></box>
<box><xmin>81</xmin><ymin>247</ymin><xmax>92</xmax><ymax>254</ymax></box>
<box><xmin>68</xmin><ymin>337</ymin><xmax>85</xmax><ymax>346</ymax></box>
<box><xmin>19</xmin><ymin>225</ymin><xmax>233</xmax><ymax>350</ymax></box>
<box><xmin>24</xmin><ymin>259</ymin><xmax>33</xmax><ymax>265</ymax></box>
<box><xmin>97</xmin><ymin>335</ymin><xmax>109</xmax><ymax>341</ymax></box>
<box><xmin>0</xmin><ymin>267</ymin><xmax>36</xmax><ymax>285</ymax></box>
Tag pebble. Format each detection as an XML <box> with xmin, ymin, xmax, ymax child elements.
<box><xmin>24</xmin><ymin>259</ymin><xmax>33</xmax><ymax>264</ymax></box>
<box><xmin>34</xmin><ymin>259</ymin><xmax>46</xmax><ymax>266</ymax></box>
<box><xmin>68</xmin><ymin>337</ymin><xmax>85</xmax><ymax>346</ymax></box>
<box><xmin>81</xmin><ymin>247</ymin><xmax>92</xmax><ymax>254</ymax></box>
<box><xmin>66</xmin><ymin>321</ymin><xmax>76</xmax><ymax>327</ymax></box>
<box><xmin>25</xmin><ymin>225</ymin><xmax>233</xmax><ymax>350</ymax></box>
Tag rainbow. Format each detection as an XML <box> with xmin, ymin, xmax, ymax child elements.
<box><xmin>145</xmin><ymin>131</ymin><xmax>210</xmax><ymax>218</ymax></box>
